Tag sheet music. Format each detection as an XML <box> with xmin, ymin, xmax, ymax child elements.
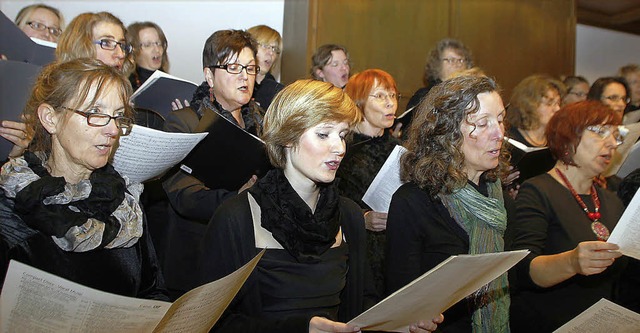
<box><xmin>112</xmin><ymin>125</ymin><xmax>207</xmax><ymax>183</ymax></box>
<box><xmin>604</xmin><ymin>122</ymin><xmax>640</xmax><ymax>177</ymax></box>
<box><xmin>607</xmin><ymin>188</ymin><xmax>640</xmax><ymax>260</ymax></box>
<box><xmin>553</xmin><ymin>298</ymin><xmax>640</xmax><ymax>333</ymax></box>
<box><xmin>0</xmin><ymin>250</ymin><xmax>265</xmax><ymax>333</ymax></box>
<box><xmin>362</xmin><ymin>145</ymin><xmax>407</xmax><ymax>213</ymax></box>
<box><xmin>348</xmin><ymin>250</ymin><xmax>529</xmax><ymax>332</ymax></box>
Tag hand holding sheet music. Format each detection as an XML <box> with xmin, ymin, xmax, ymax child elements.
<box><xmin>130</xmin><ymin>70</ymin><xmax>198</xmax><ymax>118</ymax></box>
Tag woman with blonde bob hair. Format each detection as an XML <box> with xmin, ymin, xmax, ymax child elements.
<box><xmin>14</xmin><ymin>3</ymin><xmax>64</xmax><ymax>43</ymax></box>
<box><xmin>199</xmin><ymin>79</ymin><xmax>443</xmax><ymax>332</ymax></box>
<box><xmin>247</xmin><ymin>24</ymin><xmax>284</xmax><ymax>109</ymax></box>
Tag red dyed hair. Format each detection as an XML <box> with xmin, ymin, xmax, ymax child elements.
<box><xmin>546</xmin><ymin>100</ymin><xmax>622</xmax><ymax>165</ymax></box>
<box><xmin>344</xmin><ymin>69</ymin><xmax>397</xmax><ymax>109</ymax></box>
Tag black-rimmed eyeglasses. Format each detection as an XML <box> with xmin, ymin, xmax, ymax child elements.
<box><xmin>210</xmin><ymin>63</ymin><xmax>260</xmax><ymax>75</ymax></box>
<box><xmin>26</xmin><ymin>21</ymin><xmax>62</xmax><ymax>37</ymax></box>
<box><xmin>93</xmin><ymin>39</ymin><xmax>133</xmax><ymax>55</ymax></box>
<box><xmin>60</xmin><ymin>106</ymin><xmax>134</xmax><ymax>136</ymax></box>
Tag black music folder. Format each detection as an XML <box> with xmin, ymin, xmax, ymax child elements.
<box><xmin>0</xmin><ymin>60</ymin><xmax>42</xmax><ymax>160</ymax></box>
<box><xmin>0</xmin><ymin>10</ymin><xmax>56</xmax><ymax>65</ymax></box>
<box><xmin>506</xmin><ymin>138</ymin><xmax>556</xmax><ymax>182</ymax></box>
<box><xmin>179</xmin><ymin>110</ymin><xmax>271</xmax><ymax>191</ymax></box>
<box><xmin>130</xmin><ymin>70</ymin><xmax>198</xmax><ymax>118</ymax></box>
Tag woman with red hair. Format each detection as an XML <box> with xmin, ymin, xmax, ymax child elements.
<box><xmin>337</xmin><ymin>69</ymin><xmax>401</xmax><ymax>296</ymax></box>
<box><xmin>507</xmin><ymin>100</ymin><xmax>627</xmax><ymax>332</ymax></box>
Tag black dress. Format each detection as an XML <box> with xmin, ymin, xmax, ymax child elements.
<box><xmin>506</xmin><ymin>174</ymin><xmax>627</xmax><ymax>332</ymax></box>
<box><xmin>336</xmin><ymin>131</ymin><xmax>400</xmax><ymax>296</ymax></box>
<box><xmin>198</xmin><ymin>175</ymin><xmax>377</xmax><ymax>332</ymax></box>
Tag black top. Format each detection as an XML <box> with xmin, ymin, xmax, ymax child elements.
<box><xmin>198</xmin><ymin>191</ymin><xmax>377</xmax><ymax>333</ymax></box>
<box><xmin>0</xmin><ymin>193</ymin><xmax>168</xmax><ymax>300</ymax></box>
<box><xmin>129</xmin><ymin>66</ymin><xmax>155</xmax><ymax>91</ymax></box>
<box><xmin>506</xmin><ymin>174</ymin><xmax>627</xmax><ymax>332</ymax></box>
<box><xmin>395</xmin><ymin>78</ymin><xmax>440</xmax><ymax>140</ymax></box>
<box><xmin>385</xmin><ymin>182</ymin><xmax>473</xmax><ymax>332</ymax></box>
<box><xmin>253</xmin><ymin>72</ymin><xmax>284</xmax><ymax>111</ymax></box>
<box><xmin>336</xmin><ymin>131</ymin><xmax>400</xmax><ymax>296</ymax></box>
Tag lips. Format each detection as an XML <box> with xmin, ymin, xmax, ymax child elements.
<box><xmin>326</xmin><ymin>160</ymin><xmax>341</xmax><ymax>170</ymax></box>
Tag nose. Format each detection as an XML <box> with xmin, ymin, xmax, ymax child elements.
<box><xmin>114</xmin><ymin>46</ymin><xmax>125</xmax><ymax>59</ymax></box>
<box><xmin>332</xmin><ymin>135</ymin><xmax>346</xmax><ymax>157</ymax></box>
<box><xmin>103</xmin><ymin>118</ymin><xmax>120</xmax><ymax>137</ymax></box>
<box><xmin>553</xmin><ymin>103</ymin><xmax>561</xmax><ymax>112</ymax></box>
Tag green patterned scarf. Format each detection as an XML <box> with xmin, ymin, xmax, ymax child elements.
<box><xmin>439</xmin><ymin>180</ymin><xmax>510</xmax><ymax>333</ymax></box>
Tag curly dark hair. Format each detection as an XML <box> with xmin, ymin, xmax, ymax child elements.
<box><xmin>401</xmin><ymin>75</ymin><xmax>510</xmax><ymax>196</ymax></box>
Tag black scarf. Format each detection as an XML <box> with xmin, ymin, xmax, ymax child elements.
<box><xmin>13</xmin><ymin>152</ymin><xmax>127</xmax><ymax>249</ymax></box>
<box><xmin>249</xmin><ymin>169</ymin><xmax>341</xmax><ymax>263</ymax></box>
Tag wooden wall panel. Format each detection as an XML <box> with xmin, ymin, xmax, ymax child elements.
<box><xmin>283</xmin><ymin>0</ymin><xmax>576</xmax><ymax>111</ymax></box>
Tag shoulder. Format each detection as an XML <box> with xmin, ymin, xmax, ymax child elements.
<box><xmin>393</xmin><ymin>182</ymin><xmax>432</xmax><ymax>202</ymax></box>
<box><xmin>0</xmin><ymin>195</ymin><xmax>37</xmax><ymax>248</ymax></box>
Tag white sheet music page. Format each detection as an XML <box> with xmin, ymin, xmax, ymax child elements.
<box><xmin>607</xmin><ymin>188</ymin><xmax>640</xmax><ymax>260</ymax></box>
<box><xmin>553</xmin><ymin>298</ymin><xmax>640</xmax><ymax>333</ymax></box>
<box><xmin>112</xmin><ymin>125</ymin><xmax>208</xmax><ymax>183</ymax></box>
<box><xmin>362</xmin><ymin>145</ymin><xmax>407</xmax><ymax>213</ymax></box>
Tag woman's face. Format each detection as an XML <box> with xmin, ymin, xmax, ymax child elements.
<box><xmin>46</xmin><ymin>82</ymin><xmax>124</xmax><ymax>181</ymax></box>
<box><xmin>362</xmin><ymin>81</ymin><xmax>397</xmax><ymax>131</ymax></box>
<box><xmin>136</xmin><ymin>27</ymin><xmax>164</xmax><ymax>71</ymax></box>
<box><xmin>601</xmin><ymin>82</ymin><xmax>627</xmax><ymax>116</ymax></box>
<box><xmin>285</xmin><ymin>121</ymin><xmax>350</xmax><ymax>186</ymax></box>
<box><xmin>20</xmin><ymin>8</ymin><xmax>61</xmax><ymax>42</ymax></box>
<box><xmin>256</xmin><ymin>41</ymin><xmax>279</xmax><ymax>75</ymax></box>
<box><xmin>92</xmin><ymin>21</ymin><xmax>126</xmax><ymax>71</ymax></box>
<box><xmin>440</xmin><ymin>48</ymin><xmax>467</xmax><ymax>81</ymax></box>
<box><xmin>209</xmin><ymin>47</ymin><xmax>256</xmax><ymax>112</ymax></box>
<box><xmin>573</xmin><ymin>124</ymin><xmax>619</xmax><ymax>178</ymax></box>
<box><xmin>563</xmin><ymin>82</ymin><xmax>589</xmax><ymax>106</ymax></box>
<box><xmin>316</xmin><ymin>50</ymin><xmax>350</xmax><ymax>88</ymax></box>
<box><xmin>623</xmin><ymin>71</ymin><xmax>640</xmax><ymax>105</ymax></box>
<box><xmin>460</xmin><ymin>91</ymin><xmax>505</xmax><ymax>184</ymax></box>
<box><xmin>536</xmin><ymin>89</ymin><xmax>561</xmax><ymax>129</ymax></box>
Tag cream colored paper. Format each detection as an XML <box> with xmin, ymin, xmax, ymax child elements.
<box><xmin>607</xmin><ymin>188</ymin><xmax>640</xmax><ymax>260</ymax></box>
<box><xmin>553</xmin><ymin>298</ymin><xmax>640</xmax><ymax>333</ymax></box>
<box><xmin>348</xmin><ymin>250</ymin><xmax>529</xmax><ymax>332</ymax></box>
<box><xmin>604</xmin><ymin>122</ymin><xmax>640</xmax><ymax>177</ymax></box>
<box><xmin>112</xmin><ymin>124</ymin><xmax>208</xmax><ymax>183</ymax></box>
<box><xmin>0</xmin><ymin>250</ymin><xmax>264</xmax><ymax>333</ymax></box>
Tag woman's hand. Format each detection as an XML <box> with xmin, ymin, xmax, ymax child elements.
<box><xmin>309</xmin><ymin>316</ymin><xmax>360</xmax><ymax>333</ymax></box>
<box><xmin>171</xmin><ymin>99</ymin><xmax>190</xmax><ymax>111</ymax></box>
<box><xmin>0</xmin><ymin>120</ymin><xmax>30</xmax><ymax>158</ymax></box>
<box><xmin>408</xmin><ymin>313</ymin><xmax>444</xmax><ymax>333</ymax></box>
<box><xmin>571</xmin><ymin>241</ymin><xmax>621</xmax><ymax>276</ymax></box>
<box><xmin>364</xmin><ymin>211</ymin><xmax>388</xmax><ymax>232</ymax></box>
<box><xmin>237</xmin><ymin>175</ymin><xmax>258</xmax><ymax>193</ymax></box>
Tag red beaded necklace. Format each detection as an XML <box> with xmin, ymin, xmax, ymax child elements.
<box><xmin>555</xmin><ymin>168</ymin><xmax>610</xmax><ymax>241</ymax></box>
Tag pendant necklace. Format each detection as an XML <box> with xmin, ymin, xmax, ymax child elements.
<box><xmin>555</xmin><ymin>168</ymin><xmax>610</xmax><ymax>241</ymax></box>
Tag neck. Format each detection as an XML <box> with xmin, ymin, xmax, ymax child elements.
<box><xmin>520</xmin><ymin>127</ymin><xmax>546</xmax><ymax>147</ymax></box>
<box><xmin>552</xmin><ymin>162</ymin><xmax>593</xmax><ymax>194</ymax></box>
<box><xmin>355</xmin><ymin>121</ymin><xmax>384</xmax><ymax>137</ymax></box>
<box><xmin>283</xmin><ymin>168</ymin><xmax>320</xmax><ymax>212</ymax></box>
<box><xmin>467</xmin><ymin>170</ymin><xmax>482</xmax><ymax>186</ymax></box>
<box><xmin>47</xmin><ymin>152</ymin><xmax>91</xmax><ymax>184</ymax></box>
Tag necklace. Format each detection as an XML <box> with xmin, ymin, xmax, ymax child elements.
<box><xmin>520</xmin><ymin>128</ymin><xmax>547</xmax><ymax>147</ymax></box>
<box><xmin>555</xmin><ymin>168</ymin><xmax>610</xmax><ymax>241</ymax></box>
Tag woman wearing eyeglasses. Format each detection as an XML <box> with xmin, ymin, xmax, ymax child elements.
<box><xmin>126</xmin><ymin>21</ymin><xmax>170</xmax><ymax>90</ymax></box>
<box><xmin>1</xmin><ymin>11</ymin><xmax>132</xmax><ymax>162</ymax></box>
<box><xmin>161</xmin><ymin>29</ymin><xmax>263</xmax><ymax>300</ymax></box>
<box><xmin>397</xmin><ymin>38</ymin><xmax>474</xmax><ymax>139</ymax></box>
<box><xmin>507</xmin><ymin>101</ymin><xmax>626</xmax><ymax>332</ymax></box>
<box><xmin>562</xmin><ymin>75</ymin><xmax>590</xmax><ymax>106</ymax></box>
<box><xmin>247</xmin><ymin>25</ymin><xmax>285</xmax><ymax>110</ymax></box>
<box><xmin>587</xmin><ymin>77</ymin><xmax>631</xmax><ymax>117</ymax></box>
<box><xmin>337</xmin><ymin>69</ymin><xmax>401</xmax><ymax>296</ymax></box>
<box><xmin>0</xmin><ymin>58</ymin><xmax>168</xmax><ymax>300</ymax></box>
<box><xmin>14</xmin><ymin>3</ymin><xmax>64</xmax><ymax>43</ymax></box>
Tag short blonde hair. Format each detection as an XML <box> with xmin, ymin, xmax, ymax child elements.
<box><xmin>56</xmin><ymin>12</ymin><xmax>134</xmax><ymax>76</ymax></box>
<box><xmin>263</xmin><ymin>79</ymin><xmax>360</xmax><ymax>169</ymax></box>
<box><xmin>247</xmin><ymin>25</ymin><xmax>282</xmax><ymax>75</ymax></box>
<box><xmin>15</xmin><ymin>4</ymin><xmax>65</xmax><ymax>31</ymax></box>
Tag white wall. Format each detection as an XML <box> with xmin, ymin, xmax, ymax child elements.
<box><xmin>576</xmin><ymin>24</ymin><xmax>640</xmax><ymax>84</ymax></box>
<box><xmin>1</xmin><ymin>0</ymin><xmax>284</xmax><ymax>83</ymax></box>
